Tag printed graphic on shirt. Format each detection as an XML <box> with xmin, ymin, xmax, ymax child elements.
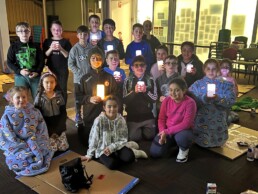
<box><xmin>16</xmin><ymin>47</ymin><xmax>36</xmax><ymax>70</ymax></box>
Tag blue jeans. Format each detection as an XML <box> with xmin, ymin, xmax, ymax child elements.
<box><xmin>150</xmin><ymin>129</ymin><xmax>193</xmax><ymax>158</ymax></box>
<box><xmin>15</xmin><ymin>74</ymin><xmax>40</xmax><ymax>99</ymax></box>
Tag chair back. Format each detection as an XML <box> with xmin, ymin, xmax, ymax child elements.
<box><xmin>209</xmin><ymin>41</ymin><xmax>230</xmax><ymax>59</ymax></box>
<box><xmin>234</xmin><ymin>36</ymin><xmax>248</xmax><ymax>48</ymax></box>
<box><xmin>241</xmin><ymin>48</ymin><xmax>258</xmax><ymax>61</ymax></box>
<box><xmin>222</xmin><ymin>47</ymin><xmax>238</xmax><ymax>60</ymax></box>
<box><xmin>218</xmin><ymin>29</ymin><xmax>231</xmax><ymax>43</ymax></box>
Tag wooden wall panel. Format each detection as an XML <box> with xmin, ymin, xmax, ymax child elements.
<box><xmin>6</xmin><ymin>0</ymin><xmax>43</xmax><ymax>32</ymax></box>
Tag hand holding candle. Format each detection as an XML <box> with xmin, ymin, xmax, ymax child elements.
<box><xmin>157</xmin><ymin>60</ymin><xmax>164</xmax><ymax>71</ymax></box>
<box><xmin>97</xmin><ymin>84</ymin><xmax>105</xmax><ymax>100</ymax></box>
<box><xmin>136</xmin><ymin>50</ymin><xmax>142</xmax><ymax>56</ymax></box>
<box><xmin>186</xmin><ymin>64</ymin><xmax>193</xmax><ymax>73</ymax></box>
<box><xmin>207</xmin><ymin>83</ymin><xmax>216</xmax><ymax>98</ymax></box>
<box><xmin>136</xmin><ymin>81</ymin><xmax>146</xmax><ymax>93</ymax></box>
<box><xmin>107</xmin><ymin>45</ymin><xmax>114</xmax><ymax>51</ymax></box>
<box><xmin>113</xmin><ymin>71</ymin><xmax>121</xmax><ymax>82</ymax></box>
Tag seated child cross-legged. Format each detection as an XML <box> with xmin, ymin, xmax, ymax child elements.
<box><xmin>34</xmin><ymin>72</ymin><xmax>69</xmax><ymax>152</ymax></box>
<box><xmin>81</xmin><ymin>95</ymin><xmax>147</xmax><ymax>170</ymax></box>
<box><xmin>0</xmin><ymin>86</ymin><xmax>54</xmax><ymax>176</ymax></box>
<box><xmin>123</xmin><ymin>55</ymin><xmax>158</xmax><ymax>142</ymax></box>
<box><xmin>150</xmin><ymin>78</ymin><xmax>197</xmax><ymax>163</ymax></box>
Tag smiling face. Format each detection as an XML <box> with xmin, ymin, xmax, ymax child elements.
<box><xmin>204</xmin><ymin>62</ymin><xmax>218</xmax><ymax>79</ymax></box>
<box><xmin>90</xmin><ymin>54</ymin><xmax>103</xmax><ymax>69</ymax></box>
<box><xmin>11</xmin><ymin>91</ymin><xmax>28</xmax><ymax>109</ymax></box>
<box><xmin>42</xmin><ymin>76</ymin><xmax>57</xmax><ymax>93</ymax></box>
<box><xmin>89</xmin><ymin>18</ymin><xmax>100</xmax><ymax>33</ymax></box>
<box><xmin>106</xmin><ymin>53</ymin><xmax>119</xmax><ymax>71</ymax></box>
<box><xmin>132</xmin><ymin>62</ymin><xmax>146</xmax><ymax>78</ymax></box>
<box><xmin>51</xmin><ymin>23</ymin><xmax>62</xmax><ymax>39</ymax></box>
<box><xmin>169</xmin><ymin>83</ymin><xmax>186</xmax><ymax>103</ymax></box>
<box><xmin>164</xmin><ymin>58</ymin><xmax>178</xmax><ymax>75</ymax></box>
<box><xmin>104</xmin><ymin>99</ymin><xmax>118</xmax><ymax>120</ymax></box>
<box><xmin>16</xmin><ymin>26</ymin><xmax>31</xmax><ymax>43</ymax></box>
<box><xmin>181</xmin><ymin>45</ymin><xmax>194</xmax><ymax>62</ymax></box>
<box><xmin>156</xmin><ymin>48</ymin><xmax>168</xmax><ymax>61</ymax></box>
<box><xmin>143</xmin><ymin>20</ymin><xmax>152</xmax><ymax>34</ymax></box>
<box><xmin>103</xmin><ymin>24</ymin><xmax>115</xmax><ymax>37</ymax></box>
<box><xmin>132</xmin><ymin>27</ymin><xmax>143</xmax><ymax>42</ymax></box>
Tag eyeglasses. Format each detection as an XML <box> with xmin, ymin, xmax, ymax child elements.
<box><xmin>133</xmin><ymin>63</ymin><xmax>146</xmax><ymax>68</ymax></box>
<box><xmin>17</xmin><ymin>30</ymin><xmax>31</xmax><ymax>34</ymax></box>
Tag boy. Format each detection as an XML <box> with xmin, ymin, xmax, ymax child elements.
<box><xmin>88</xmin><ymin>14</ymin><xmax>105</xmax><ymax>46</ymax></box>
<box><xmin>177</xmin><ymin>41</ymin><xmax>204</xmax><ymax>87</ymax></box>
<box><xmin>104</xmin><ymin>50</ymin><xmax>126</xmax><ymax>113</ymax></box>
<box><xmin>68</xmin><ymin>25</ymin><xmax>93</xmax><ymax>127</ymax></box>
<box><xmin>125</xmin><ymin>23</ymin><xmax>154</xmax><ymax>73</ymax></box>
<box><xmin>150</xmin><ymin>45</ymin><xmax>169</xmax><ymax>80</ymax></box>
<box><xmin>98</xmin><ymin>18</ymin><xmax>125</xmax><ymax>59</ymax></box>
<box><xmin>77</xmin><ymin>47</ymin><xmax>118</xmax><ymax>146</ymax></box>
<box><xmin>7</xmin><ymin>22</ymin><xmax>44</xmax><ymax>99</ymax></box>
<box><xmin>123</xmin><ymin>55</ymin><xmax>157</xmax><ymax>142</ymax></box>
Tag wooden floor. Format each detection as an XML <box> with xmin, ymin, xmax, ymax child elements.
<box><xmin>0</xmin><ymin>71</ymin><xmax>258</xmax><ymax>194</ymax></box>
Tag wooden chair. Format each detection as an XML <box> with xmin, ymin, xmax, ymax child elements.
<box><xmin>209</xmin><ymin>42</ymin><xmax>230</xmax><ymax>60</ymax></box>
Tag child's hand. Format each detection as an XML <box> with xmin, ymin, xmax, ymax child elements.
<box><xmin>158</xmin><ymin>131</ymin><xmax>166</xmax><ymax>145</ymax></box>
<box><xmin>190</xmin><ymin>67</ymin><xmax>196</xmax><ymax>75</ymax></box>
<box><xmin>206</xmin><ymin>94</ymin><xmax>218</xmax><ymax>99</ymax></box>
<box><xmin>104</xmin><ymin>147</ymin><xmax>111</xmax><ymax>156</ymax></box>
<box><xmin>90</xmin><ymin>96</ymin><xmax>102</xmax><ymax>104</ymax></box>
<box><xmin>160</xmin><ymin>96</ymin><xmax>166</xmax><ymax>102</ymax></box>
<box><xmin>29</xmin><ymin>72</ymin><xmax>38</xmax><ymax>78</ymax></box>
<box><xmin>114</xmin><ymin>75</ymin><xmax>122</xmax><ymax>82</ymax></box>
<box><xmin>90</xmin><ymin>40</ymin><xmax>98</xmax><ymax>46</ymax></box>
<box><xmin>20</xmin><ymin>69</ymin><xmax>30</xmax><ymax>76</ymax></box>
<box><xmin>81</xmin><ymin>155</ymin><xmax>91</xmax><ymax>162</ymax></box>
<box><xmin>135</xmin><ymin>83</ymin><xmax>146</xmax><ymax>93</ymax></box>
<box><xmin>50</xmin><ymin>41</ymin><xmax>59</xmax><ymax>50</ymax></box>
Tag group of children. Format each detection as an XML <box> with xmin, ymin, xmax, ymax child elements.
<box><xmin>0</xmin><ymin>15</ymin><xmax>238</xmax><ymax>175</ymax></box>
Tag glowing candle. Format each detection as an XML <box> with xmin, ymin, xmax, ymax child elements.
<box><xmin>186</xmin><ymin>64</ymin><xmax>193</xmax><ymax>73</ymax></box>
<box><xmin>136</xmin><ymin>50</ymin><xmax>142</xmax><ymax>56</ymax></box>
<box><xmin>113</xmin><ymin>71</ymin><xmax>120</xmax><ymax>77</ymax></box>
<box><xmin>91</xmin><ymin>34</ymin><xmax>98</xmax><ymax>40</ymax></box>
<box><xmin>107</xmin><ymin>45</ymin><xmax>114</xmax><ymax>51</ymax></box>
<box><xmin>207</xmin><ymin>84</ymin><xmax>216</xmax><ymax>97</ymax></box>
<box><xmin>97</xmin><ymin>84</ymin><xmax>105</xmax><ymax>100</ymax></box>
<box><xmin>157</xmin><ymin>60</ymin><xmax>164</xmax><ymax>71</ymax></box>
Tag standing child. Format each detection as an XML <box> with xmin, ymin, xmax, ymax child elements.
<box><xmin>88</xmin><ymin>14</ymin><xmax>105</xmax><ymax>46</ymax></box>
<box><xmin>7</xmin><ymin>22</ymin><xmax>44</xmax><ymax>99</ymax></box>
<box><xmin>156</xmin><ymin>55</ymin><xmax>181</xmax><ymax>112</ymax></box>
<box><xmin>77</xmin><ymin>47</ymin><xmax>118</xmax><ymax>146</ymax></box>
<box><xmin>177</xmin><ymin>41</ymin><xmax>204</xmax><ymax>87</ymax></box>
<box><xmin>0</xmin><ymin>86</ymin><xmax>53</xmax><ymax>176</ymax></box>
<box><xmin>150</xmin><ymin>45</ymin><xmax>169</xmax><ymax>81</ymax></box>
<box><xmin>189</xmin><ymin>59</ymin><xmax>236</xmax><ymax>147</ymax></box>
<box><xmin>34</xmin><ymin>73</ymin><xmax>69</xmax><ymax>152</ymax></box>
<box><xmin>43</xmin><ymin>20</ymin><xmax>72</xmax><ymax>104</ymax></box>
<box><xmin>142</xmin><ymin>20</ymin><xmax>161</xmax><ymax>59</ymax></box>
<box><xmin>125</xmin><ymin>23</ymin><xmax>154</xmax><ymax>72</ymax></box>
<box><xmin>68</xmin><ymin>25</ymin><xmax>93</xmax><ymax>127</ymax></box>
<box><xmin>98</xmin><ymin>18</ymin><xmax>125</xmax><ymax>59</ymax></box>
<box><xmin>150</xmin><ymin>78</ymin><xmax>197</xmax><ymax>163</ymax></box>
<box><xmin>81</xmin><ymin>95</ymin><xmax>147</xmax><ymax>170</ymax></box>
<box><xmin>123</xmin><ymin>55</ymin><xmax>157</xmax><ymax>142</ymax></box>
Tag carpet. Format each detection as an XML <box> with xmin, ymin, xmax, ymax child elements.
<box><xmin>208</xmin><ymin>124</ymin><xmax>258</xmax><ymax>160</ymax></box>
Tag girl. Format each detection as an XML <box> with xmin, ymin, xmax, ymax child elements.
<box><xmin>189</xmin><ymin>58</ymin><xmax>236</xmax><ymax>148</ymax></box>
<box><xmin>34</xmin><ymin>72</ymin><xmax>69</xmax><ymax>152</ymax></box>
<box><xmin>43</xmin><ymin>20</ymin><xmax>72</xmax><ymax>104</ymax></box>
<box><xmin>150</xmin><ymin>78</ymin><xmax>197</xmax><ymax>163</ymax></box>
<box><xmin>81</xmin><ymin>95</ymin><xmax>147</xmax><ymax>170</ymax></box>
<box><xmin>0</xmin><ymin>86</ymin><xmax>53</xmax><ymax>176</ymax></box>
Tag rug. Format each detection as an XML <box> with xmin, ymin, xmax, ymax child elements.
<box><xmin>0</xmin><ymin>74</ymin><xmax>14</xmax><ymax>92</ymax></box>
<box><xmin>208</xmin><ymin>124</ymin><xmax>258</xmax><ymax>160</ymax></box>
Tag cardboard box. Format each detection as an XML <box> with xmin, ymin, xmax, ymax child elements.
<box><xmin>17</xmin><ymin>151</ymin><xmax>139</xmax><ymax>194</ymax></box>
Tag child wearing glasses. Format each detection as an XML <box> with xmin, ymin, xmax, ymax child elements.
<box><xmin>7</xmin><ymin>22</ymin><xmax>44</xmax><ymax>99</ymax></box>
<box><xmin>156</xmin><ymin>55</ymin><xmax>181</xmax><ymax>112</ymax></box>
<box><xmin>77</xmin><ymin>47</ymin><xmax>118</xmax><ymax>146</ymax></box>
<box><xmin>68</xmin><ymin>25</ymin><xmax>93</xmax><ymax>127</ymax></box>
<box><xmin>123</xmin><ymin>55</ymin><xmax>158</xmax><ymax>141</ymax></box>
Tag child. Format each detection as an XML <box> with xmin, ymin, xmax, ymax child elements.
<box><xmin>218</xmin><ymin>58</ymin><xmax>239</xmax><ymax>124</ymax></box>
<box><xmin>98</xmin><ymin>18</ymin><xmax>125</xmax><ymax>59</ymax></box>
<box><xmin>68</xmin><ymin>25</ymin><xmax>93</xmax><ymax>127</ymax></box>
<box><xmin>34</xmin><ymin>73</ymin><xmax>69</xmax><ymax>152</ymax></box>
<box><xmin>0</xmin><ymin>86</ymin><xmax>53</xmax><ymax>176</ymax></box>
<box><xmin>189</xmin><ymin>59</ymin><xmax>236</xmax><ymax>147</ymax></box>
<box><xmin>150</xmin><ymin>45</ymin><xmax>169</xmax><ymax>81</ymax></box>
<box><xmin>156</xmin><ymin>55</ymin><xmax>181</xmax><ymax>112</ymax></box>
<box><xmin>77</xmin><ymin>47</ymin><xmax>118</xmax><ymax>146</ymax></box>
<box><xmin>123</xmin><ymin>55</ymin><xmax>157</xmax><ymax>141</ymax></box>
<box><xmin>177</xmin><ymin>41</ymin><xmax>204</xmax><ymax>87</ymax></box>
<box><xmin>43</xmin><ymin>20</ymin><xmax>72</xmax><ymax>104</ymax></box>
<box><xmin>88</xmin><ymin>14</ymin><xmax>105</xmax><ymax>46</ymax></box>
<box><xmin>7</xmin><ymin>22</ymin><xmax>44</xmax><ymax>99</ymax></box>
<box><xmin>81</xmin><ymin>95</ymin><xmax>147</xmax><ymax>170</ymax></box>
<box><xmin>150</xmin><ymin>78</ymin><xmax>197</xmax><ymax>163</ymax></box>
<box><xmin>142</xmin><ymin>20</ymin><xmax>161</xmax><ymax>59</ymax></box>
<box><xmin>125</xmin><ymin>23</ymin><xmax>154</xmax><ymax>72</ymax></box>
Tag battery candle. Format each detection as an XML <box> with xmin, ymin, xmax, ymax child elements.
<box><xmin>91</xmin><ymin>34</ymin><xmax>98</xmax><ymax>40</ymax></box>
<box><xmin>113</xmin><ymin>71</ymin><xmax>121</xmax><ymax>77</ymax></box>
<box><xmin>186</xmin><ymin>64</ymin><xmax>193</xmax><ymax>73</ymax></box>
<box><xmin>207</xmin><ymin>84</ymin><xmax>216</xmax><ymax>97</ymax></box>
<box><xmin>107</xmin><ymin>45</ymin><xmax>114</xmax><ymax>51</ymax></box>
<box><xmin>136</xmin><ymin>50</ymin><xmax>142</xmax><ymax>56</ymax></box>
<box><xmin>157</xmin><ymin>60</ymin><xmax>164</xmax><ymax>70</ymax></box>
<box><xmin>97</xmin><ymin>84</ymin><xmax>105</xmax><ymax>100</ymax></box>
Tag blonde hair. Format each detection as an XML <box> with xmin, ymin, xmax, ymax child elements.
<box><xmin>7</xmin><ymin>86</ymin><xmax>28</xmax><ymax>105</ymax></box>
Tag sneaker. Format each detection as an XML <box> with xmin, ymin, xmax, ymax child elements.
<box><xmin>125</xmin><ymin>141</ymin><xmax>139</xmax><ymax>149</ymax></box>
<box><xmin>247</xmin><ymin>147</ymin><xmax>254</xmax><ymax>161</ymax></box>
<box><xmin>176</xmin><ymin>148</ymin><xmax>189</xmax><ymax>163</ymax></box>
<box><xmin>132</xmin><ymin>148</ymin><xmax>148</xmax><ymax>159</ymax></box>
<box><xmin>75</xmin><ymin>113</ymin><xmax>83</xmax><ymax>127</ymax></box>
